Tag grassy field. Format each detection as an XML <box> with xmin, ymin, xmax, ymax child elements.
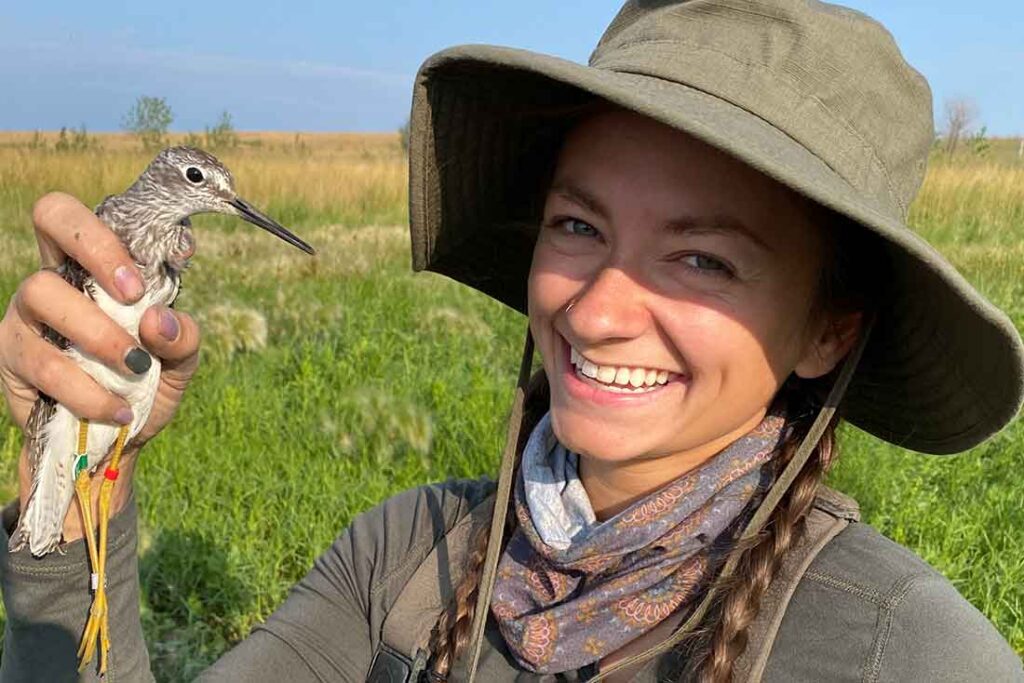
<box><xmin>0</xmin><ymin>132</ymin><xmax>1022</xmax><ymax>678</ymax></box>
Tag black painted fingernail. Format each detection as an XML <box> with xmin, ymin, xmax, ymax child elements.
<box><xmin>125</xmin><ymin>347</ymin><xmax>152</xmax><ymax>375</ymax></box>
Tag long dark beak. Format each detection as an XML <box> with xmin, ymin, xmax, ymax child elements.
<box><xmin>230</xmin><ymin>198</ymin><xmax>315</xmax><ymax>255</ymax></box>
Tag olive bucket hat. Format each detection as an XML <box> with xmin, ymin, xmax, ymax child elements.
<box><xmin>405</xmin><ymin>0</ymin><xmax>1024</xmax><ymax>678</ymax></box>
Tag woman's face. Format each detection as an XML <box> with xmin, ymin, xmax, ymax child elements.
<box><xmin>528</xmin><ymin>108</ymin><xmax>857</xmax><ymax>467</ymax></box>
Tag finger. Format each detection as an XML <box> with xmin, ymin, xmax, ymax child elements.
<box><xmin>138</xmin><ymin>307</ymin><xmax>200</xmax><ymax>364</ymax></box>
<box><xmin>9</xmin><ymin>321</ymin><xmax>133</xmax><ymax>424</ymax></box>
<box><xmin>14</xmin><ymin>270</ymin><xmax>152</xmax><ymax>377</ymax></box>
<box><xmin>31</xmin><ymin>192</ymin><xmax>145</xmax><ymax>304</ymax></box>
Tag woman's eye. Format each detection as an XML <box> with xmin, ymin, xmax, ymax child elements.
<box><xmin>559</xmin><ymin>218</ymin><xmax>599</xmax><ymax>238</ymax></box>
<box><xmin>678</xmin><ymin>253</ymin><xmax>732</xmax><ymax>277</ymax></box>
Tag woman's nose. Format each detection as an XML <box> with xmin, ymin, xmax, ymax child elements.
<box><xmin>565</xmin><ymin>266</ymin><xmax>649</xmax><ymax>343</ymax></box>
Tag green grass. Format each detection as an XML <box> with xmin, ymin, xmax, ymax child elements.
<box><xmin>132</xmin><ymin>255</ymin><xmax>525</xmax><ymax>676</ymax></box>
<box><xmin>0</xmin><ymin>141</ymin><xmax>1021</xmax><ymax>678</ymax></box>
<box><xmin>0</xmin><ymin>218</ymin><xmax>529</xmax><ymax>679</ymax></box>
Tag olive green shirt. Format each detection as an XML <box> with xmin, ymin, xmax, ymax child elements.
<box><xmin>0</xmin><ymin>477</ymin><xmax>1020</xmax><ymax>681</ymax></box>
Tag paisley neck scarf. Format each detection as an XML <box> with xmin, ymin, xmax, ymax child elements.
<box><xmin>490</xmin><ymin>397</ymin><xmax>791</xmax><ymax>673</ymax></box>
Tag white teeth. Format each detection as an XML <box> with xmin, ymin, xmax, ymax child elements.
<box><xmin>569</xmin><ymin>344</ymin><xmax>678</xmax><ymax>391</ymax></box>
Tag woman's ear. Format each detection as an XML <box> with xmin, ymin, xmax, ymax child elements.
<box><xmin>794</xmin><ymin>310</ymin><xmax>864</xmax><ymax>379</ymax></box>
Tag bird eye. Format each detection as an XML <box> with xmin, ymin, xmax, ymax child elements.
<box><xmin>186</xmin><ymin>167</ymin><xmax>204</xmax><ymax>183</ymax></box>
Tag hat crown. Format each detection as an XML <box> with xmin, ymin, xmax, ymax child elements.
<box><xmin>589</xmin><ymin>0</ymin><xmax>934</xmax><ymax>220</ymax></box>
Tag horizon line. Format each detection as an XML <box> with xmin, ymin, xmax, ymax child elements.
<box><xmin>2</xmin><ymin>128</ymin><xmax>1022</xmax><ymax>139</ymax></box>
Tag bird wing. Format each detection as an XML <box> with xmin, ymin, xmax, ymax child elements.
<box><xmin>24</xmin><ymin>393</ymin><xmax>56</xmax><ymax>478</ymax></box>
<box><xmin>27</xmin><ymin>258</ymin><xmax>93</xmax><ymax>465</ymax></box>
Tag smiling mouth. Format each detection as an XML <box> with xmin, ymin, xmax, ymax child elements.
<box><xmin>567</xmin><ymin>342</ymin><xmax>683</xmax><ymax>393</ymax></box>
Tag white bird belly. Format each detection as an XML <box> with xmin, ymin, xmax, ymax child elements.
<box><xmin>65</xmin><ymin>274</ymin><xmax>180</xmax><ymax>467</ymax></box>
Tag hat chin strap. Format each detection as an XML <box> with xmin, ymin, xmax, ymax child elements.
<box><xmin>461</xmin><ymin>313</ymin><xmax>875</xmax><ymax>681</ymax></box>
<box><xmin>459</xmin><ymin>326</ymin><xmax>535</xmax><ymax>680</ymax></box>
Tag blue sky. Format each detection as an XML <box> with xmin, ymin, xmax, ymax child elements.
<box><xmin>2</xmin><ymin>1</ymin><xmax>1021</xmax><ymax>135</ymax></box>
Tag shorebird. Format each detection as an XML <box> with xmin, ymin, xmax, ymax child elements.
<box><xmin>9</xmin><ymin>146</ymin><xmax>314</xmax><ymax>673</ymax></box>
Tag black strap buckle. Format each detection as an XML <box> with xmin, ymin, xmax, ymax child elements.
<box><xmin>367</xmin><ymin>643</ymin><xmax>429</xmax><ymax>682</ymax></box>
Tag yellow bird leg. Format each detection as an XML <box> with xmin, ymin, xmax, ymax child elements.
<box><xmin>76</xmin><ymin>423</ymin><xmax>129</xmax><ymax>675</ymax></box>
<box><xmin>74</xmin><ymin>470</ymin><xmax>100</xmax><ymax>664</ymax></box>
<box><xmin>73</xmin><ymin>419</ymin><xmax>101</xmax><ymax>669</ymax></box>
<box><xmin>73</xmin><ymin>470</ymin><xmax>102</xmax><ymax>667</ymax></box>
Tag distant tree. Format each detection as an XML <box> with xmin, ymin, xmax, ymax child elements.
<box><xmin>28</xmin><ymin>131</ymin><xmax>46</xmax><ymax>150</ymax></box>
<box><xmin>967</xmin><ymin>125</ymin><xmax>991</xmax><ymax>157</ymax></box>
<box><xmin>205</xmin><ymin>110</ymin><xmax>239</xmax><ymax>151</ymax></box>
<box><xmin>942</xmin><ymin>97</ymin><xmax>977</xmax><ymax>156</ymax></box>
<box><xmin>122</xmin><ymin>96</ymin><xmax>174</xmax><ymax>151</ymax></box>
<box><xmin>54</xmin><ymin>125</ymin><xmax>94</xmax><ymax>153</ymax></box>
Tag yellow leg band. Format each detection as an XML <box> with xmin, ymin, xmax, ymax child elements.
<box><xmin>76</xmin><ymin>422</ymin><xmax>130</xmax><ymax>676</ymax></box>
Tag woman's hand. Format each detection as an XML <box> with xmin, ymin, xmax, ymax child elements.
<box><xmin>0</xmin><ymin>192</ymin><xmax>201</xmax><ymax>543</ymax></box>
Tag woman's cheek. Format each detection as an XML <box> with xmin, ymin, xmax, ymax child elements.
<box><xmin>528</xmin><ymin>269</ymin><xmax>567</xmax><ymax>324</ymax></box>
<box><xmin>534</xmin><ymin>233</ymin><xmax>606</xmax><ymax>283</ymax></box>
<box><xmin>718</xmin><ymin>331</ymin><xmax>784</xmax><ymax>404</ymax></box>
<box><xmin>668</xmin><ymin>310</ymin><xmax>773</xmax><ymax>392</ymax></box>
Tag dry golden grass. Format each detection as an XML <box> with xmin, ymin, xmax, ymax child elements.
<box><xmin>192</xmin><ymin>224</ymin><xmax>409</xmax><ymax>287</ymax></box>
<box><xmin>0</xmin><ymin>132</ymin><xmax>407</xmax><ymax>233</ymax></box>
<box><xmin>911</xmin><ymin>158</ymin><xmax>1024</xmax><ymax>246</ymax></box>
<box><xmin>2</xmin><ymin>132</ymin><xmax>1020</xmax><ymax>325</ymax></box>
<box><xmin>0</xmin><ymin>131</ymin><xmax>398</xmax><ymax>157</ymax></box>
<box><xmin>2</xmin><ymin>133</ymin><xmax>1021</xmax><ymax>247</ymax></box>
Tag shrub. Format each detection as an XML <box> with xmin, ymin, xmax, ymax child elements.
<box><xmin>123</xmin><ymin>96</ymin><xmax>174</xmax><ymax>151</ymax></box>
<box><xmin>398</xmin><ymin>120</ymin><xmax>410</xmax><ymax>154</ymax></box>
<box><xmin>54</xmin><ymin>125</ymin><xmax>94</xmax><ymax>153</ymax></box>
<box><xmin>205</xmin><ymin>111</ymin><xmax>239</xmax><ymax>152</ymax></box>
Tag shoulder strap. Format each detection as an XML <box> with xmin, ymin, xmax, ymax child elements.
<box><xmin>366</xmin><ymin>494</ymin><xmax>495</xmax><ymax>682</ymax></box>
<box><xmin>731</xmin><ymin>486</ymin><xmax>860</xmax><ymax>682</ymax></box>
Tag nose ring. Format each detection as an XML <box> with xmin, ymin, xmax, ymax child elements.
<box><xmin>565</xmin><ymin>301</ymin><xmax>575</xmax><ymax>314</ymax></box>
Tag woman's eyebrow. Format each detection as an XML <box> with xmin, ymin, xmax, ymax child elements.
<box><xmin>664</xmin><ymin>216</ymin><xmax>776</xmax><ymax>254</ymax></box>
<box><xmin>548</xmin><ymin>181</ymin><xmax>610</xmax><ymax>219</ymax></box>
<box><xmin>549</xmin><ymin>180</ymin><xmax>774</xmax><ymax>254</ymax></box>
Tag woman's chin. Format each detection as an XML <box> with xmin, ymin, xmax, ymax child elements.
<box><xmin>548</xmin><ymin>409</ymin><xmax>660</xmax><ymax>462</ymax></box>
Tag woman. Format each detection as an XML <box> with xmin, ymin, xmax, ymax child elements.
<box><xmin>1</xmin><ymin>1</ymin><xmax>1022</xmax><ymax>681</ymax></box>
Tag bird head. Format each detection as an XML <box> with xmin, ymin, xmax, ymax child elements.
<box><xmin>138</xmin><ymin>147</ymin><xmax>315</xmax><ymax>255</ymax></box>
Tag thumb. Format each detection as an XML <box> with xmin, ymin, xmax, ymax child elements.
<box><xmin>138</xmin><ymin>306</ymin><xmax>201</xmax><ymax>388</ymax></box>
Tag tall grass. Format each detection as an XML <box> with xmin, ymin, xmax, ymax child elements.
<box><xmin>911</xmin><ymin>162</ymin><xmax>1024</xmax><ymax>246</ymax></box>
<box><xmin>0</xmin><ymin>132</ymin><xmax>407</xmax><ymax>235</ymax></box>
<box><xmin>0</xmin><ymin>134</ymin><xmax>1021</xmax><ymax>677</ymax></box>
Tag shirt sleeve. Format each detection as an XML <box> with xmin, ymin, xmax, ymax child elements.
<box><xmin>0</xmin><ymin>495</ymin><xmax>153</xmax><ymax>683</ymax></box>
<box><xmin>878</xmin><ymin>573</ymin><xmax>1024</xmax><ymax>682</ymax></box>
<box><xmin>0</xmin><ymin>477</ymin><xmax>494</xmax><ymax>683</ymax></box>
<box><xmin>197</xmin><ymin>476</ymin><xmax>495</xmax><ymax>681</ymax></box>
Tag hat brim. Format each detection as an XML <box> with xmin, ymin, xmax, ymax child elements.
<box><xmin>408</xmin><ymin>44</ymin><xmax>1024</xmax><ymax>455</ymax></box>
